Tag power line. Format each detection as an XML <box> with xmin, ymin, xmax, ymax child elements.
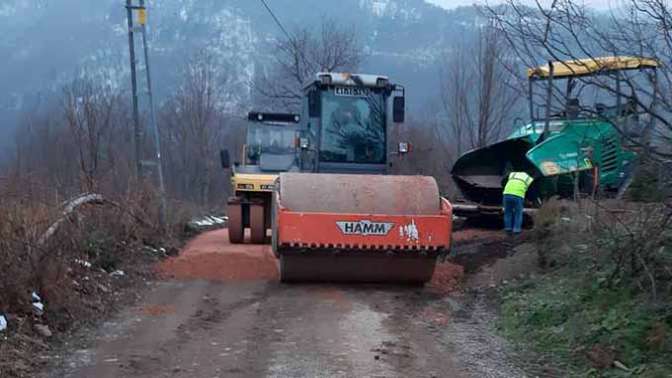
<box><xmin>259</xmin><ymin>0</ymin><xmax>293</xmax><ymax>43</ymax></box>
<box><xmin>259</xmin><ymin>0</ymin><xmax>311</xmax><ymax>70</ymax></box>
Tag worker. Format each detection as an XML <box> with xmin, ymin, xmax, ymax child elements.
<box><xmin>502</xmin><ymin>171</ymin><xmax>534</xmax><ymax>235</ymax></box>
<box><xmin>333</xmin><ymin>102</ymin><xmax>362</xmax><ymax>133</ymax></box>
<box><xmin>331</xmin><ymin>102</ymin><xmax>364</xmax><ymax>161</ymax></box>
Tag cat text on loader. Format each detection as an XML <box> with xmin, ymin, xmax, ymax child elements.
<box><xmin>221</xmin><ymin>112</ymin><xmax>301</xmax><ymax>244</ymax></box>
<box><xmin>271</xmin><ymin>73</ymin><xmax>453</xmax><ymax>284</ymax></box>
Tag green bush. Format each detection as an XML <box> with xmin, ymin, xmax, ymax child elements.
<box><xmin>627</xmin><ymin>160</ymin><xmax>670</xmax><ymax>203</ymax></box>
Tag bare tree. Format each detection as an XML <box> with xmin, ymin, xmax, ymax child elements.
<box><xmin>391</xmin><ymin>116</ymin><xmax>457</xmax><ymax>194</ymax></box>
<box><xmin>62</xmin><ymin>77</ymin><xmax>123</xmax><ymax>192</ymax></box>
<box><xmin>439</xmin><ymin>46</ymin><xmax>470</xmax><ymax>156</ymax></box>
<box><xmin>7</xmin><ymin>51</ymin><xmax>242</xmax><ymax>209</ymax></box>
<box><xmin>11</xmin><ymin>101</ymin><xmax>78</xmax><ymax>196</ymax></box>
<box><xmin>255</xmin><ymin>19</ymin><xmax>363</xmax><ymax>111</ymax></box>
<box><xmin>438</xmin><ymin>23</ymin><xmax>522</xmax><ymax>155</ymax></box>
<box><xmin>161</xmin><ymin>50</ymin><xmax>231</xmax><ymax>206</ymax></box>
<box><xmin>9</xmin><ymin>70</ymin><xmax>132</xmax><ymax>200</ymax></box>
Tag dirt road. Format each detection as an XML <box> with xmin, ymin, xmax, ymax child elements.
<box><xmin>46</xmin><ymin>229</ymin><xmax>524</xmax><ymax>378</ymax></box>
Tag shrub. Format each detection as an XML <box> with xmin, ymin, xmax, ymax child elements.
<box><xmin>500</xmin><ymin>199</ymin><xmax>672</xmax><ymax>376</ymax></box>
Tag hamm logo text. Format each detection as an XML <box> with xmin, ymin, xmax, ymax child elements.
<box><xmin>336</xmin><ymin>221</ymin><xmax>394</xmax><ymax>236</ymax></box>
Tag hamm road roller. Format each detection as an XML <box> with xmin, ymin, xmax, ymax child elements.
<box><xmin>267</xmin><ymin>73</ymin><xmax>453</xmax><ymax>283</ymax></box>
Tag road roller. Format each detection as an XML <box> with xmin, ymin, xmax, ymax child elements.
<box><xmin>220</xmin><ymin>112</ymin><xmax>301</xmax><ymax>244</ymax></box>
<box><xmin>267</xmin><ymin>72</ymin><xmax>453</xmax><ymax>284</ymax></box>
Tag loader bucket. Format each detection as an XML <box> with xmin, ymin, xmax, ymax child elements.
<box><xmin>451</xmin><ymin>138</ymin><xmax>539</xmax><ymax>206</ymax></box>
<box><xmin>272</xmin><ymin>173</ymin><xmax>453</xmax><ymax>284</ymax></box>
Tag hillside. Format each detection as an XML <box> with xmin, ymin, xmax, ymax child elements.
<box><xmin>0</xmin><ymin>0</ymin><xmax>483</xmax><ymax>144</ymax></box>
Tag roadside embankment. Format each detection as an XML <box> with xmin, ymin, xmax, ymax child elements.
<box><xmin>497</xmin><ymin>199</ymin><xmax>672</xmax><ymax>377</ymax></box>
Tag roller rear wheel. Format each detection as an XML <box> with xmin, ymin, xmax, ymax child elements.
<box><xmin>250</xmin><ymin>204</ymin><xmax>266</xmax><ymax>244</ymax></box>
<box><xmin>279</xmin><ymin>253</ymin><xmax>436</xmax><ymax>284</ymax></box>
<box><xmin>227</xmin><ymin>202</ymin><xmax>244</xmax><ymax>244</ymax></box>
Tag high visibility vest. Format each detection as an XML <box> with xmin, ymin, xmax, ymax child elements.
<box><xmin>503</xmin><ymin>172</ymin><xmax>534</xmax><ymax>198</ymax></box>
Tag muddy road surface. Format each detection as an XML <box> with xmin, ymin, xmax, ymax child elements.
<box><xmin>46</xmin><ymin>229</ymin><xmax>523</xmax><ymax>378</ymax></box>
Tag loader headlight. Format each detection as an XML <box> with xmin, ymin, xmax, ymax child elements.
<box><xmin>319</xmin><ymin>74</ymin><xmax>332</xmax><ymax>85</ymax></box>
<box><xmin>260</xmin><ymin>184</ymin><xmax>275</xmax><ymax>190</ymax></box>
<box><xmin>237</xmin><ymin>183</ymin><xmax>254</xmax><ymax>190</ymax></box>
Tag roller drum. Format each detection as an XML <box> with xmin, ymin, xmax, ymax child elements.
<box><xmin>278</xmin><ymin>173</ymin><xmax>441</xmax><ymax>215</ymax></box>
<box><xmin>275</xmin><ymin>173</ymin><xmax>446</xmax><ymax>284</ymax></box>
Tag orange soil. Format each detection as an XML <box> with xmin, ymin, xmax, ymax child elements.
<box><xmin>158</xmin><ymin>228</ymin><xmax>482</xmax><ymax>292</ymax></box>
<box><xmin>428</xmin><ymin>262</ymin><xmax>465</xmax><ymax>294</ymax></box>
<box><xmin>157</xmin><ymin>229</ymin><xmax>279</xmax><ymax>282</ymax></box>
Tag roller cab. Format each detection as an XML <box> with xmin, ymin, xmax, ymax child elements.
<box><xmin>225</xmin><ymin>73</ymin><xmax>454</xmax><ymax>284</ymax></box>
<box><xmin>266</xmin><ymin>73</ymin><xmax>454</xmax><ymax>283</ymax></box>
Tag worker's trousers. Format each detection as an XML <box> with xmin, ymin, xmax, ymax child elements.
<box><xmin>503</xmin><ymin>194</ymin><xmax>524</xmax><ymax>234</ymax></box>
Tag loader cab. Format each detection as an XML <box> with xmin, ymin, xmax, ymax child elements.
<box><xmin>242</xmin><ymin>112</ymin><xmax>301</xmax><ymax>173</ymax></box>
<box><xmin>299</xmin><ymin>73</ymin><xmax>405</xmax><ymax>174</ymax></box>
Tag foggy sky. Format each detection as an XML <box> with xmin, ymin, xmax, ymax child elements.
<box><xmin>427</xmin><ymin>0</ymin><xmax>618</xmax><ymax>9</ymax></box>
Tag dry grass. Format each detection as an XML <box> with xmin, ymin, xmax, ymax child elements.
<box><xmin>0</xmin><ymin>176</ymin><xmax>189</xmax><ymax>377</ymax></box>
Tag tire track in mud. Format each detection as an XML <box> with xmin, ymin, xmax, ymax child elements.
<box><xmin>121</xmin><ymin>284</ymin><xmax>272</xmax><ymax>377</ymax></box>
<box><xmin>249</xmin><ymin>285</ymin><xmax>363</xmax><ymax>378</ymax></box>
<box><xmin>446</xmin><ymin>290</ymin><xmax>529</xmax><ymax>378</ymax></box>
<box><xmin>361</xmin><ymin>288</ymin><xmax>458</xmax><ymax>378</ymax></box>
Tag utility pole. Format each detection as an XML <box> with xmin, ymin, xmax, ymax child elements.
<box><xmin>126</xmin><ymin>0</ymin><xmax>143</xmax><ymax>180</ymax></box>
<box><xmin>126</xmin><ymin>0</ymin><xmax>167</xmax><ymax>227</ymax></box>
<box><xmin>139</xmin><ymin>0</ymin><xmax>167</xmax><ymax>227</ymax></box>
